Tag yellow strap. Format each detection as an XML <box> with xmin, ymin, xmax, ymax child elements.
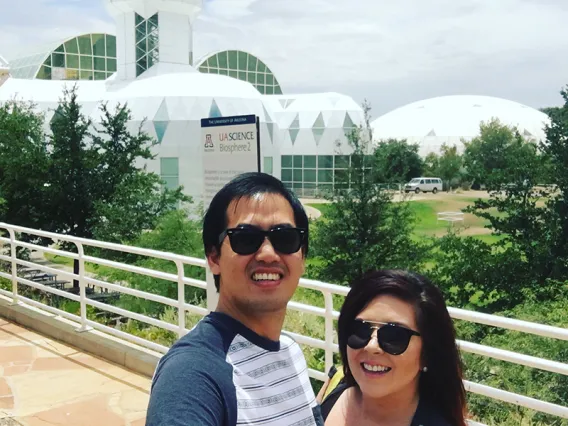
<box><xmin>323</xmin><ymin>367</ymin><xmax>345</xmax><ymax>400</ymax></box>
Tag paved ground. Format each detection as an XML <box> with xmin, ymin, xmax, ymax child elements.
<box><xmin>0</xmin><ymin>318</ymin><xmax>150</xmax><ymax>426</ymax></box>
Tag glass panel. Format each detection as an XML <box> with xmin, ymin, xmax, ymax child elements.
<box><xmin>266</xmin><ymin>74</ymin><xmax>274</xmax><ymax>85</ymax></box>
<box><xmin>281</xmin><ymin>169</ymin><xmax>293</xmax><ymax>181</ymax></box>
<box><xmin>318</xmin><ymin>169</ymin><xmax>333</xmax><ymax>183</ymax></box>
<box><xmin>65</xmin><ymin>69</ymin><xmax>79</xmax><ymax>79</ymax></box>
<box><xmin>304</xmin><ymin>183</ymin><xmax>317</xmax><ymax>189</ymax></box>
<box><xmin>229</xmin><ymin>70</ymin><xmax>238</xmax><ymax>78</ymax></box>
<box><xmin>247</xmin><ymin>73</ymin><xmax>255</xmax><ymax>83</ymax></box>
<box><xmin>263</xmin><ymin>157</ymin><xmax>273</xmax><ymax>175</ymax></box>
<box><xmin>218</xmin><ymin>52</ymin><xmax>228</xmax><ymax>69</ymax></box>
<box><xmin>281</xmin><ymin>155</ymin><xmax>293</xmax><ymax>168</ymax></box>
<box><xmin>106</xmin><ymin>35</ymin><xmax>117</xmax><ymax>57</ymax></box>
<box><xmin>52</xmin><ymin>53</ymin><xmax>65</xmax><ymax>68</ymax></box>
<box><xmin>36</xmin><ymin>65</ymin><xmax>51</xmax><ymax>80</ymax></box>
<box><xmin>94</xmin><ymin>71</ymin><xmax>106</xmax><ymax>80</ymax></box>
<box><xmin>218</xmin><ymin>68</ymin><xmax>228</xmax><ymax>76</ymax></box>
<box><xmin>335</xmin><ymin>155</ymin><xmax>350</xmax><ymax>168</ymax></box>
<box><xmin>304</xmin><ymin>155</ymin><xmax>316</xmax><ymax>168</ymax></box>
<box><xmin>265</xmin><ymin>86</ymin><xmax>274</xmax><ymax>95</ymax></box>
<box><xmin>335</xmin><ymin>170</ymin><xmax>349</xmax><ymax>185</ymax></box>
<box><xmin>65</xmin><ymin>38</ymin><xmax>79</xmax><ymax>54</ymax></box>
<box><xmin>78</xmin><ymin>35</ymin><xmax>93</xmax><ymax>55</ymax></box>
<box><xmin>80</xmin><ymin>55</ymin><xmax>93</xmax><ymax>70</ymax></box>
<box><xmin>257</xmin><ymin>73</ymin><xmax>265</xmax><ymax>84</ymax></box>
<box><xmin>238</xmin><ymin>51</ymin><xmax>248</xmax><ymax>69</ymax></box>
<box><xmin>293</xmin><ymin>182</ymin><xmax>303</xmax><ymax>189</ymax></box>
<box><xmin>247</xmin><ymin>56</ymin><xmax>257</xmax><ymax>71</ymax></box>
<box><xmin>293</xmin><ymin>169</ymin><xmax>302</xmax><ymax>182</ymax></box>
<box><xmin>161</xmin><ymin>176</ymin><xmax>179</xmax><ymax>190</ymax></box>
<box><xmin>304</xmin><ymin>170</ymin><xmax>316</xmax><ymax>183</ymax></box>
<box><xmin>293</xmin><ymin>155</ymin><xmax>303</xmax><ymax>168</ymax></box>
<box><xmin>135</xmin><ymin>13</ymin><xmax>144</xmax><ymax>26</ymax></box>
<box><xmin>318</xmin><ymin>155</ymin><xmax>334</xmax><ymax>169</ymax></box>
<box><xmin>199</xmin><ymin>66</ymin><xmax>208</xmax><ymax>73</ymax></box>
<box><xmin>55</xmin><ymin>44</ymin><xmax>64</xmax><ymax>53</ymax></box>
<box><xmin>256</xmin><ymin>85</ymin><xmax>265</xmax><ymax>94</ymax></box>
<box><xmin>208</xmin><ymin>55</ymin><xmax>218</xmax><ymax>68</ymax></box>
<box><xmin>80</xmin><ymin>70</ymin><xmax>93</xmax><ymax>80</ymax></box>
<box><xmin>94</xmin><ymin>57</ymin><xmax>106</xmax><ymax>71</ymax></box>
<box><xmin>148</xmin><ymin>13</ymin><xmax>159</xmax><ymax>28</ymax></box>
<box><xmin>274</xmin><ymin>86</ymin><xmax>283</xmax><ymax>95</ymax></box>
<box><xmin>92</xmin><ymin>34</ymin><xmax>106</xmax><ymax>57</ymax></box>
<box><xmin>228</xmin><ymin>51</ymin><xmax>238</xmax><ymax>69</ymax></box>
<box><xmin>257</xmin><ymin>61</ymin><xmax>267</xmax><ymax>73</ymax></box>
<box><xmin>136</xmin><ymin>64</ymin><xmax>146</xmax><ymax>77</ymax></box>
<box><xmin>136</xmin><ymin>44</ymin><xmax>146</xmax><ymax>61</ymax></box>
<box><xmin>43</xmin><ymin>55</ymin><xmax>52</xmax><ymax>67</ymax></box>
<box><xmin>107</xmin><ymin>58</ymin><xmax>117</xmax><ymax>72</ymax></box>
<box><xmin>160</xmin><ymin>157</ymin><xmax>179</xmax><ymax>176</ymax></box>
<box><xmin>147</xmin><ymin>33</ymin><xmax>159</xmax><ymax>52</ymax></box>
<box><xmin>66</xmin><ymin>54</ymin><xmax>79</xmax><ymax>69</ymax></box>
<box><xmin>238</xmin><ymin>71</ymin><xmax>246</xmax><ymax>80</ymax></box>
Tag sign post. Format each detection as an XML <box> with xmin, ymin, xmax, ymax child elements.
<box><xmin>201</xmin><ymin>114</ymin><xmax>261</xmax><ymax>312</ymax></box>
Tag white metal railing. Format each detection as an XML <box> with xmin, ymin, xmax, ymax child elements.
<box><xmin>0</xmin><ymin>222</ymin><xmax>567</xmax><ymax>421</ymax></box>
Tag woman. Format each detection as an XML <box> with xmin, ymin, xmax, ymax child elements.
<box><xmin>320</xmin><ymin>269</ymin><xmax>467</xmax><ymax>426</ymax></box>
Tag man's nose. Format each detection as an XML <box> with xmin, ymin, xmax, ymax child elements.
<box><xmin>255</xmin><ymin>237</ymin><xmax>280</xmax><ymax>261</ymax></box>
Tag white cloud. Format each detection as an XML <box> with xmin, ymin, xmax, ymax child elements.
<box><xmin>2</xmin><ymin>0</ymin><xmax>568</xmax><ymax>115</ymax></box>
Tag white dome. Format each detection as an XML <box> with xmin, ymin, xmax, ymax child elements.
<box><xmin>371</xmin><ymin>95</ymin><xmax>550</xmax><ymax>156</ymax></box>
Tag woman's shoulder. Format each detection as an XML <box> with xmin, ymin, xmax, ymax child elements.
<box><xmin>411</xmin><ymin>399</ymin><xmax>453</xmax><ymax>426</ymax></box>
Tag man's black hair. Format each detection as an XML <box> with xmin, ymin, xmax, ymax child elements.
<box><xmin>203</xmin><ymin>172</ymin><xmax>309</xmax><ymax>291</ymax></box>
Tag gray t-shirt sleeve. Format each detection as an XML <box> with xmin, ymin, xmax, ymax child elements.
<box><xmin>146</xmin><ymin>350</ymin><xmax>236</xmax><ymax>426</ymax></box>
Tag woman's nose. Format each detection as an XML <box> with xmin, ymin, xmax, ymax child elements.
<box><xmin>364</xmin><ymin>329</ymin><xmax>384</xmax><ymax>354</ymax></box>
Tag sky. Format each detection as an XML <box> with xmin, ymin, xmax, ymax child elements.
<box><xmin>1</xmin><ymin>0</ymin><xmax>567</xmax><ymax>117</ymax></box>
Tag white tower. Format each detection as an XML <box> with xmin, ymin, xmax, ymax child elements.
<box><xmin>105</xmin><ymin>0</ymin><xmax>202</xmax><ymax>80</ymax></box>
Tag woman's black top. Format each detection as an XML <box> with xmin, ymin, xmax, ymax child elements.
<box><xmin>320</xmin><ymin>383</ymin><xmax>452</xmax><ymax>426</ymax></box>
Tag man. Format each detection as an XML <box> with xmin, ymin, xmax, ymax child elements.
<box><xmin>146</xmin><ymin>172</ymin><xmax>323</xmax><ymax>425</ymax></box>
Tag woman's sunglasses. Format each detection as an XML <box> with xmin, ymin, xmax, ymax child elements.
<box><xmin>347</xmin><ymin>319</ymin><xmax>421</xmax><ymax>355</ymax></box>
<box><xmin>218</xmin><ymin>226</ymin><xmax>306</xmax><ymax>255</ymax></box>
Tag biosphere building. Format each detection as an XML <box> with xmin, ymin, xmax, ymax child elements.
<box><xmin>0</xmin><ymin>0</ymin><xmax>551</xmax><ymax>201</ymax></box>
<box><xmin>0</xmin><ymin>0</ymin><xmax>364</xmax><ymax>201</ymax></box>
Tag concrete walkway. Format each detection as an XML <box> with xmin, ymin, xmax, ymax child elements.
<box><xmin>0</xmin><ymin>318</ymin><xmax>150</xmax><ymax>426</ymax></box>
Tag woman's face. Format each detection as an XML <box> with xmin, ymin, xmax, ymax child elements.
<box><xmin>346</xmin><ymin>295</ymin><xmax>423</xmax><ymax>402</ymax></box>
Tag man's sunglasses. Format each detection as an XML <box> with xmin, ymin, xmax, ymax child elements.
<box><xmin>218</xmin><ymin>226</ymin><xmax>306</xmax><ymax>255</ymax></box>
<box><xmin>347</xmin><ymin>319</ymin><xmax>421</xmax><ymax>355</ymax></box>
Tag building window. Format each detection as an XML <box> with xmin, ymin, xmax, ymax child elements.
<box><xmin>160</xmin><ymin>157</ymin><xmax>179</xmax><ymax>189</ymax></box>
<box><xmin>135</xmin><ymin>13</ymin><xmax>159</xmax><ymax>77</ymax></box>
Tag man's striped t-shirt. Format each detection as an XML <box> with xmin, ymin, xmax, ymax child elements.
<box><xmin>146</xmin><ymin>312</ymin><xmax>324</xmax><ymax>426</ymax></box>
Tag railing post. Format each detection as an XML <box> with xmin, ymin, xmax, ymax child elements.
<box><xmin>76</xmin><ymin>242</ymin><xmax>91</xmax><ymax>332</ymax></box>
<box><xmin>323</xmin><ymin>291</ymin><xmax>334</xmax><ymax>375</ymax></box>
<box><xmin>206</xmin><ymin>269</ymin><xmax>218</xmax><ymax>313</ymax></box>
<box><xmin>8</xmin><ymin>228</ymin><xmax>19</xmax><ymax>304</ymax></box>
<box><xmin>175</xmin><ymin>260</ymin><xmax>186</xmax><ymax>336</ymax></box>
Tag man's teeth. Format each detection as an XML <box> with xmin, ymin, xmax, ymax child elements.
<box><xmin>362</xmin><ymin>363</ymin><xmax>391</xmax><ymax>373</ymax></box>
<box><xmin>252</xmin><ymin>273</ymin><xmax>281</xmax><ymax>281</ymax></box>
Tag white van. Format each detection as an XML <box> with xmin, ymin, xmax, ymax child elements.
<box><xmin>405</xmin><ymin>177</ymin><xmax>443</xmax><ymax>194</ymax></box>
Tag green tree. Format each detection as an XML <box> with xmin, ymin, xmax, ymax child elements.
<box><xmin>463</xmin><ymin>119</ymin><xmax>541</xmax><ymax>190</ymax></box>
<box><xmin>372</xmin><ymin>138</ymin><xmax>424</xmax><ymax>184</ymax></box>
<box><xmin>0</xmin><ymin>100</ymin><xmax>51</xmax><ymax>229</ymax></box>
<box><xmin>311</xmin><ymin>103</ymin><xmax>422</xmax><ymax>285</ymax></box>
<box><xmin>437</xmin><ymin>144</ymin><xmax>462</xmax><ymax>191</ymax></box>
<box><xmin>423</xmin><ymin>152</ymin><xmax>440</xmax><ymax>176</ymax></box>
<box><xmin>431</xmin><ymin>87</ymin><xmax>568</xmax><ymax>311</ymax></box>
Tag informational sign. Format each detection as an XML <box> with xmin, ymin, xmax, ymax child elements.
<box><xmin>201</xmin><ymin>114</ymin><xmax>260</xmax><ymax>210</ymax></box>
<box><xmin>201</xmin><ymin>114</ymin><xmax>261</xmax><ymax>311</ymax></box>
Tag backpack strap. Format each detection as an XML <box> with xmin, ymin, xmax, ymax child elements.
<box><xmin>322</xmin><ymin>365</ymin><xmax>345</xmax><ymax>400</ymax></box>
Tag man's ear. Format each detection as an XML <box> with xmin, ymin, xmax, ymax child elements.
<box><xmin>207</xmin><ymin>247</ymin><xmax>221</xmax><ymax>275</ymax></box>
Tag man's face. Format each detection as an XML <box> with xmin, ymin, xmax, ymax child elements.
<box><xmin>208</xmin><ymin>193</ymin><xmax>305</xmax><ymax>316</ymax></box>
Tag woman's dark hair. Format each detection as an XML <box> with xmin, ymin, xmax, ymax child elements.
<box><xmin>202</xmin><ymin>172</ymin><xmax>309</xmax><ymax>291</ymax></box>
<box><xmin>337</xmin><ymin>269</ymin><xmax>466</xmax><ymax>426</ymax></box>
